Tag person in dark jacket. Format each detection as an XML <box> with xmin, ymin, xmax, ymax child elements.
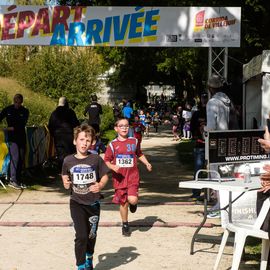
<box><xmin>0</xmin><ymin>93</ymin><xmax>29</xmax><ymax>189</ymax></box>
<box><xmin>84</xmin><ymin>94</ymin><xmax>103</xmax><ymax>134</ymax></box>
<box><xmin>48</xmin><ymin>97</ymin><xmax>79</xmax><ymax>169</ymax></box>
<box><xmin>190</xmin><ymin>93</ymin><xmax>208</xmax><ymax>200</ymax></box>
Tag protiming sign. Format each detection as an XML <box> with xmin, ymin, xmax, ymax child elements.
<box><xmin>206</xmin><ymin>129</ymin><xmax>268</xmax><ymax>165</ymax></box>
<box><xmin>0</xmin><ymin>5</ymin><xmax>241</xmax><ymax>47</ymax></box>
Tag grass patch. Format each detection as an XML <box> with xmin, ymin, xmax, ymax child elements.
<box><xmin>244</xmin><ymin>237</ymin><xmax>261</xmax><ymax>262</ymax></box>
<box><xmin>0</xmin><ymin>77</ymin><xmax>56</xmax><ymax>126</ymax></box>
<box><xmin>0</xmin><ymin>163</ymin><xmax>64</xmax><ymax>192</ymax></box>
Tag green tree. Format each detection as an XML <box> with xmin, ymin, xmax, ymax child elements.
<box><xmin>66</xmin><ymin>0</ymin><xmax>270</xmax><ymax>100</ymax></box>
<box><xmin>0</xmin><ymin>46</ymin><xmax>104</xmax><ymax>119</ymax></box>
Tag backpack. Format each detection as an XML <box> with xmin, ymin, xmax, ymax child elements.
<box><xmin>228</xmin><ymin>102</ymin><xmax>240</xmax><ymax>130</ymax></box>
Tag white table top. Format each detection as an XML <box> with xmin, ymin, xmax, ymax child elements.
<box><xmin>179</xmin><ymin>177</ymin><xmax>261</xmax><ymax>192</ymax></box>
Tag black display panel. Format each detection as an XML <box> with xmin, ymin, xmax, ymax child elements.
<box><xmin>206</xmin><ymin>129</ymin><xmax>269</xmax><ymax>164</ymax></box>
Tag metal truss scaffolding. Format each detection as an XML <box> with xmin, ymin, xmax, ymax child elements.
<box><xmin>208</xmin><ymin>47</ymin><xmax>228</xmax><ymax>81</ymax></box>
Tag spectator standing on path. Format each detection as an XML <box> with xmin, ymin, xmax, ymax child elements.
<box><xmin>190</xmin><ymin>93</ymin><xmax>208</xmax><ymax>200</ymax></box>
<box><xmin>207</xmin><ymin>75</ymin><xmax>230</xmax><ymax>130</ymax></box>
<box><xmin>84</xmin><ymin>94</ymin><xmax>103</xmax><ymax>134</ymax></box>
<box><xmin>122</xmin><ymin>102</ymin><xmax>133</xmax><ymax>120</ymax></box>
<box><xmin>206</xmin><ymin>74</ymin><xmax>231</xmax><ymax>218</ymax></box>
<box><xmin>0</xmin><ymin>93</ymin><xmax>29</xmax><ymax>190</ymax></box>
<box><xmin>104</xmin><ymin>118</ymin><xmax>152</xmax><ymax>237</ymax></box>
<box><xmin>61</xmin><ymin>124</ymin><xmax>109</xmax><ymax>270</ymax></box>
<box><xmin>48</xmin><ymin>97</ymin><xmax>79</xmax><ymax>169</ymax></box>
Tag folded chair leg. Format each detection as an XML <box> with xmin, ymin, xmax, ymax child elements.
<box><xmin>231</xmin><ymin>232</ymin><xmax>246</xmax><ymax>270</ymax></box>
<box><xmin>214</xmin><ymin>229</ymin><xmax>230</xmax><ymax>270</ymax></box>
<box><xmin>260</xmin><ymin>239</ymin><xmax>270</xmax><ymax>270</ymax></box>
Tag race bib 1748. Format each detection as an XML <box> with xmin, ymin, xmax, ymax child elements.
<box><xmin>72</xmin><ymin>166</ymin><xmax>97</xmax><ymax>185</ymax></box>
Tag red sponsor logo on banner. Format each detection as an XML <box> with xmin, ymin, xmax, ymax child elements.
<box><xmin>195</xmin><ymin>10</ymin><xmax>205</xmax><ymax>27</ymax></box>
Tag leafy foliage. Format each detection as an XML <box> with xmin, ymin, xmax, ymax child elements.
<box><xmin>0</xmin><ymin>77</ymin><xmax>56</xmax><ymax>126</ymax></box>
<box><xmin>100</xmin><ymin>104</ymin><xmax>115</xmax><ymax>132</ymax></box>
<box><xmin>0</xmin><ymin>46</ymin><xmax>105</xmax><ymax>119</ymax></box>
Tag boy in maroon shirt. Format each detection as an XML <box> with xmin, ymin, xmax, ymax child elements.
<box><xmin>104</xmin><ymin>118</ymin><xmax>152</xmax><ymax>236</ymax></box>
<box><xmin>132</xmin><ymin>115</ymin><xmax>145</xmax><ymax>146</ymax></box>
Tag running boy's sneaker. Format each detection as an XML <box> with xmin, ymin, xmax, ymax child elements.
<box><xmin>77</xmin><ymin>264</ymin><xmax>86</xmax><ymax>270</ymax></box>
<box><xmin>207</xmin><ymin>211</ymin><xmax>221</xmax><ymax>219</ymax></box>
<box><xmin>122</xmin><ymin>224</ymin><xmax>131</xmax><ymax>237</ymax></box>
<box><xmin>20</xmin><ymin>183</ymin><xmax>27</xmax><ymax>189</ymax></box>
<box><xmin>85</xmin><ymin>261</ymin><xmax>93</xmax><ymax>270</ymax></box>
<box><xmin>8</xmin><ymin>181</ymin><xmax>22</xmax><ymax>190</ymax></box>
<box><xmin>85</xmin><ymin>253</ymin><xmax>93</xmax><ymax>270</ymax></box>
<box><xmin>129</xmin><ymin>204</ymin><xmax>137</xmax><ymax>213</ymax></box>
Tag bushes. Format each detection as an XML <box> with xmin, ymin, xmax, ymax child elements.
<box><xmin>0</xmin><ymin>77</ymin><xmax>56</xmax><ymax>126</ymax></box>
<box><xmin>0</xmin><ymin>46</ymin><xmax>105</xmax><ymax>119</ymax></box>
<box><xmin>0</xmin><ymin>91</ymin><xmax>10</xmax><ymax>127</ymax></box>
<box><xmin>100</xmin><ymin>104</ymin><xmax>115</xmax><ymax>132</ymax></box>
<box><xmin>0</xmin><ymin>47</ymin><xmax>116</xmax><ymax>133</ymax></box>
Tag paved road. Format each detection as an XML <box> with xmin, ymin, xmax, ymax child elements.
<box><xmin>0</xmin><ymin>125</ymin><xmax>257</xmax><ymax>270</ymax></box>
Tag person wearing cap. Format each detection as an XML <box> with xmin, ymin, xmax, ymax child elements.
<box><xmin>206</xmin><ymin>74</ymin><xmax>231</xmax><ymax>130</ymax></box>
<box><xmin>0</xmin><ymin>93</ymin><xmax>29</xmax><ymax>189</ymax></box>
<box><xmin>206</xmin><ymin>74</ymin><xmax>231</xmax><ymax>218</ymax></box>
<box><xmin>84</xmin><ymin>94</ymin><xmax>103</xmax><ymax>134</ymax></box>
<box><xmin>48</xmin><ymin>97</ymin><xmax>80</xmax><ymax>169</ymax></box>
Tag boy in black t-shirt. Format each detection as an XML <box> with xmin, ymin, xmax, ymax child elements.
<box><xmin>62</xmin><ymin>124</ymin><xmax>109</xmax><ymax>270</ymax></box>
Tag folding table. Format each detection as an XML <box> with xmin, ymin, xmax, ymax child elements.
<box><xmin>179</xmin><ymin>176</ymin><xmax>261</xmax><ymax>254</ymax></box>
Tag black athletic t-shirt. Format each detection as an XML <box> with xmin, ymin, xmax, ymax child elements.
<box><xmin>62</xmin><ymin>154</ymin><xmax>109</xmax><ymax>205</ymax></box>
<box><xmin>84</xmin><ymin>102</ymin><xmax>102</xmax><ymax>125</ymax></box>
<box><xmin>0</xmin><ymin>104</ymin><xmax>29</xmax><ymax>147</ymax></box>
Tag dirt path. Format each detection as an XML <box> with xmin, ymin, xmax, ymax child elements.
<box><xmin>0</xmin><ymin>125</ymin><xmax>258</xmax><ymax>270</ymax></box>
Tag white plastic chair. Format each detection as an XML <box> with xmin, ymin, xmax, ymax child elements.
<box><xmin>214</xmin><ymin>197</ymin><xmax>270</xmax><ymax>270</ymax></box>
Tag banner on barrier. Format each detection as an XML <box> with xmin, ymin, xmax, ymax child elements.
<box><xmin>0</xmin><ymin>6</ymin><xmax>241</xmax><ymax>47</ymax></box>
<box><xmin>0</xmin><ymin>129</ymin><xmax>10</xmax><ymax>176</ymax></box>
<box><xmin>220</xmin><ymin>189</ymin><xmax>258</xmax><ymax>228</ymax></box>
<box><xmin>0</xmin><ymin>126</ymin><xmax>54</xmax><ymax>175</ymax></box>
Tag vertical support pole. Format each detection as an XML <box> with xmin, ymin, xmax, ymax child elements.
<box><xmin>224</xmin><ymin>47</ymin><xmax>228</xmax><ymax>80</ymax></box>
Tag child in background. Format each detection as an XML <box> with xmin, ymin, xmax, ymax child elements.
<box><xmin>132</xmin><ymin>115</ymin><xmax>146</xmax><ymax>146</ymax></box>
<box><xmin>88</xmin><ymin>126</ymin><xmax>106</xmax><ymax>155</ymax></box>
<box><xmin>182</xmin><ymin>103</ymin><xmax>193</xmax><ymax>140</ymax></box>
<box><xmin>61</xmin><ymin>124</ymin><xmax>110</xmax><ymax>270</ymax></box>
<box><xmin>152</xmin><ymin>111</ymin><xmax>160</xmax><ymax>133</ymax></box>
<box><xmin>144</xmin><ymin>111</ymin><xmax>152</xmax><ymax>137</ymax></box>
<box><xmin>104</xmin><ymin>118</ymin><xmax>152</xmax><ymax>237</ymax></box>
<box><xmin>171</xmin><ymin>112</ymin><xmax>180</xmax><ymax>141</ymax></box>
<box><xmin>139</xmin><ymin>110</ymin><xmax>146</xmax><ymax>127</ymax></box>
